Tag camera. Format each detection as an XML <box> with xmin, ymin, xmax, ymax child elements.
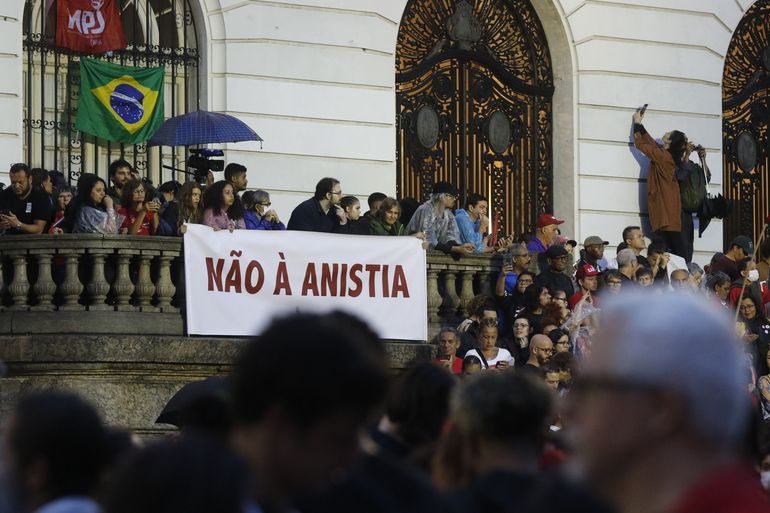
<box><xmin>188</xmin><ymin>148</ymin><xmax>225</xmax><ymax>182</ymax></box>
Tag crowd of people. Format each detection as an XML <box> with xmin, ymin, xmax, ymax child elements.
<box><xmin>3</xmin><ymin>104</ymin><xmax>770</xmax><ymax>512</ymax></box>
<box><xmin>2</xmin><ymin>295</ymin><xmax>770</xmax><ymax>513</ymax></box>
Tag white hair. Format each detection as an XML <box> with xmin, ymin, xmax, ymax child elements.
<box><xmin>616</xmin><ymin>248</ymin><xmax>637</xmax><ymax>269</ymax></box>
<box><xmin>596</xmin><ymin>293</ymin><xmax>749</xmax><ymax>445</ymax></box>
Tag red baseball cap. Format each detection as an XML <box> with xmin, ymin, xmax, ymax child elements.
<box><xmin>537</xmin><ymin>213</ymin><xmax>565</xmax><ymax>228</ymax></box>
<box><xmin>576</xmin><ymin>264</ymin><xmax>601</xmax><ymax>279</ymax></box>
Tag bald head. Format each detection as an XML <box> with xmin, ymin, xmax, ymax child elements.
<box><xmin>529</xmin><ymin>334</ymin><xmax>553</xmax><ymax>366</ymax></box>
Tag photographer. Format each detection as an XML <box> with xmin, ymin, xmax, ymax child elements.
<box><xmin>632</xmin><ymin>107</ymin><xmax>687</xmax><ymax>260</ymax></box>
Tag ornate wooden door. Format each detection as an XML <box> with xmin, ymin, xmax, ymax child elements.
<box><xmin>723</xmin><ymin>0</ymin><xmax>770</xmax><ymax>244</ymax></box>
<box><xmin>396</xmin><ymin>0</ymin><xmax>554</xmax><ymax>237</ymax></box>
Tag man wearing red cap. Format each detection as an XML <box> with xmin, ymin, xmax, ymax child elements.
<box><xmin>569</xmin><ymin>264</ymin><xmax>600</xmax><ymax>310</ymax></box>
<box><xmin>527</xmin><ymin>213</ymin><xmax>564</xmax><ymax>253</ymax></box>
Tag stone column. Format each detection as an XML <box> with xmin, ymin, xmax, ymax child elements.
<box><xmin>7</xmin><ymin>252</ymin><xmax>30</xmax><ymax>311</ymax></box>
<box><xmin>87</xmin><ymin>250</ymin><xmax>111</xmax><ymax>311</ymax></box>
<box><xmin>31</xmin><ymin>250</ymin><xmax>56</xmax><ymax>311</ymax></box>
<box><xmin>113</xmin><ymin>252</ymin><xmax>137</xmax><ymax>311</ymax></box>
<box><xmin>135</xmin><ymin>251</ymin><xmax>159</xmax><ymax>312</ymax></box>
<box><xmin>458</xmin><ymin>269</ymin><xmax>476</xmax><ymax>316</ymax></box>
<box><xmin>155</xmin><ymin>252</ymin><xmax>178</xmax><ymax>312</ymax></box>
<box><xmin>440</xmin><ymin>269</ymin><xmax>460</xmax><ymax>318</ymax></box>
<box><xmin>59</xmin><ymin>251</ymin><xmax>84</xmax><ymax>311</ymax></box>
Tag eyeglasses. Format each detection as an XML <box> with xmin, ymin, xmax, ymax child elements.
<box><xmin>331</xmin><ymin>190</ymin><xmax>342</xmax><ymax>196</ymax></box>
<box><xmin>518</xmin><ymin>279</ymin><xmax>533</xmax><ymax>285</ymax></box>
<box><xmin>536</xmin><ymin>347</ymin><xmax>555</xmax><ymax>355</ymax></box>
<box><xmin>551</xmin><ymin>255</ymin><xmax>569</xmax><ymax>261</ymax></box>
<box><xmin>740</xmin><ymin>304</ymin><xmax>757</xmax><ymax>311</ymax></box>
<box><xmin>258</xmin><ymin>202</ymin><xmax>271</xmax><ymax>207</ymax></box>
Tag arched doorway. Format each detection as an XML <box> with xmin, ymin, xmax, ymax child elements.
<box><xmin>396</xmin><ymin>0</ymin><xmax>554</xmax><ymax>237</ymax></box>
<box><xmin>22</xmin><ymin>0</ymin><xmax>200</xmax><ymax>185</ymax></box>
<box><xmin>723</xmin><ymin>0</ymin><xmax>770</xmax><ymax>244</ymax></box>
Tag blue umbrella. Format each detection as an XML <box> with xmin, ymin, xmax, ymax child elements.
<box><xmin>148</xmin><ymin>110</ymin><xmax>263</xmax><ymax>147</ymax></box>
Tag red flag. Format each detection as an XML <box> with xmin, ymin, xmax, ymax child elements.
<box><xmin>56</xmin><ymin>0</ymin><xmax>126</xmax><ymax>54</ymax></box>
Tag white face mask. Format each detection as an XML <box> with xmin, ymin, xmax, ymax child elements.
<box><xmin>749</xmin><ymin>269</ymin><xmax>760</xmax><ymax>282</ymax></box>
<box><xmin>761</xmin><ymin>470</ymin><xmax>770</xmax><ymax>491</ymax></box>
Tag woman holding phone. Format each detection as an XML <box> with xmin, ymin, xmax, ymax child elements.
<box><xmin>118</xmin><ymin>179</ymin><xmax>159</xmax><ymax>235</ymax></box>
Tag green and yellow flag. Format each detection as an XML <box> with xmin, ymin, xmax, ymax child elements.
<box><xmin>75</xmin><ymin>58</ymin><xmax>164</xmax><ymax>144</ymax></box>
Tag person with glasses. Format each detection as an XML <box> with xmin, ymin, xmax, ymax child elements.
<box><xmin>534</xmin><ymin>244</ymin><xmax>575</xmax><ymax>301</ymax></box>
<box><xmin>601</xmin><ymin>269</ymin><xmax>624</xmax><ymax>296</ymax></box>
<box><xmin>495</xmin><ymin>243</ymin><xmax>532</xmax><ymax>297</ymax></box>
<box><xmin>405</xmin><ymin>181</ymin><xmax>474</xmax><ymax>256</ymax></box>
<box><xmin>287</xmin><ymin>177</ymin><xmax>348</xmax><ymax>232</ymax></box>
<box><xmin>738</xmin><ymin>294</ymin><xmax>770</xmax><ymax>380</ymax></box>
<box><xmin>242</xmin><ymin>190</ymin><xmax>285</xmax><ymax>231</ymax></box>
<box><xmin>567</xmin><ymin>293</ymin><xmax>764</xmax><ymax>513</ymax></box>
<box><xmin>520</xmin><ymin>334</ymin><xmax>554</xmax><ymax>375</ymax></box>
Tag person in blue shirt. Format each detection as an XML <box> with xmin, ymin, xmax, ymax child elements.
<box><xmin>455</xmin><ymin>192</ymin><xmax>495</xmax><ymax>253</ymax></box>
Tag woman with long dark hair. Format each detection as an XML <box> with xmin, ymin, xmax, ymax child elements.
<box><xmin>160</xmin><ymin>181</ymin><xmax>203</xmax><ymax>235</ymax></box>
<box><xmin>203</xmin><ymin>181</ymin><xmax>245</xmax><ymax>231</ymax></box>
<box><xmin>66</xmin><ymin>174</ymin><xmax>119</xmax><ymax>234</ymax></box>
<box><xmin>118</xmin><ymin>179</ymin><xmax>159</xmax><ymax>235</ymax></box>
<box><xmin>738</xmin><ymin>294</ymin><xmax>770</xmax><ymax>379</ymax></box>
<box><xmin>632</xmin><ymin>106</ymin><xmax>689</xmax><ymax>258</ymax></box>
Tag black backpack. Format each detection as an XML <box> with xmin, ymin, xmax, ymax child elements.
<box><xmin>678</xmin><ymin>160</ymin><xmax>707</xmax><ymax>213</ymax></box>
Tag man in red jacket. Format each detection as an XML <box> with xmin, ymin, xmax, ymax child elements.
<box><xmin>568</xmin><ymin>293</ymin><xmax>770</xmax><ymax>513</ymax></box>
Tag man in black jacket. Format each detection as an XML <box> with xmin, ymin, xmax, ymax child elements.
<box><xmin>287</xmin><ymin>177</ymin><xmax>348</xmax><ymax>232</ymax></box>
<box><xmin>534</xmin><ymin>245</ymin><xmax>574</xmax><ymax>300</ymax></box>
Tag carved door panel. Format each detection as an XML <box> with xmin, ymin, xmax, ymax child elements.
<box><xmin>723</xmin><ymin>0</ymin><xmax>770</xmax><ymax>244</ymax></box>
<box><xmin>396</xmin><ymin>0</ymin><xmax>554</xmax><ymax>237</ymax></box>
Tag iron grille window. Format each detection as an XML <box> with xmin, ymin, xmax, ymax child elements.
<box><xmin>22</xmin><ymin>0</ymin><xmax>200</xmax><ymax>186</ymax></box>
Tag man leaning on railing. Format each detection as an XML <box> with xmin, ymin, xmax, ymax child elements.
<box><xmin>0</xmin><ymin>163</ymin><xmax>51</xmax><ymax>235</ymax></box>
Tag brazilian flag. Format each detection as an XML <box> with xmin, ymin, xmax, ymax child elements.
<box><xmin>75</xmin><ymin>58</ymin><xmax>164</xmax><ymax>144</ymax></box>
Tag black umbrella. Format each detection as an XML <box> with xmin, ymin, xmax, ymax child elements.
<box><xmin>156</xmin><ymin>376</ymin><xmax>232</xmax><ymax>430</ymax></box>
<box><xmin>698</xmin><ymin>193</ymin><xmax>730</xmax><ymax>237</ymax></box>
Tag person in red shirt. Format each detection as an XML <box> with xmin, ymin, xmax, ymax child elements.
<box><xmin>729</xmin><ymin>257</ymin><xmax>770</xmax><ymax>308</ymax></box>
<box><xmin>118</xmin><ymin>179</ymin><xmax>159</xmax><ymax>236</ymax></box>
<box><xmin>567</xmin><ymin>293</ymin><xmax>770</xmax><ymax>513</ymax></box>
<box><xmin>435</xmin><ymin>327</ymin><xmax>463</xmax><ymax>375</ymax></box>
<box><xmin>569</xmin><ymin>264</ymin><xmax>600</xmax><ymax>310</ymax></box>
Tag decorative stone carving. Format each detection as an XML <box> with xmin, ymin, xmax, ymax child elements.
<box><xmin>446</xmin><ymin>0</ymin><xmax>483</xmax><ymax>51</ymax></box>
<box><xmin>736</xmin><ymin>131</ymin><xmax>758</xmax><ymax>172</ymax></box>
<box><xmin>416</xmin><ymin>105</ymin><xmax>440</xmax><ymax>149</ymax></box>
<box><xmin>87</xmin><ymin>251</ymin><xmax>111</xmax><ymax>311</ymax></box>
<box><xmin>59</xmin><ymin>252</ymin><xmax>84</xmax><ymax>311</ymax></box>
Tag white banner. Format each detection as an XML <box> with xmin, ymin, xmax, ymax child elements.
<box><xmin>183</xmin><ymin>224</ymin><xmax>428</xmax><ymax>340</ymax></box>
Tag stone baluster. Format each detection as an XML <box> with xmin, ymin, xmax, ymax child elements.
<box><xmin>31</xmin><ymin>250</ymin><xmax>56</xmax><ymax>311</ymax></box>
<box><xmin>155</xmin><ymin>250</ymin><xmax>178</xmax><ymax>311</ymax></box>
<box><xmin>478</xmin><ymin>268</ymin><xmax>495</xmax><ymax>297</ymax></box>
<box><xmin>87</xmin><ymin>250</ymin><xmax>111</xmax><ymax>311</ymax></box>
<box><xmin>426</xmin><ymin>267</ymin><xmax>442</xmax><ymax>325</ymax></box>
<box><xmin>113</xmin><ymin>252</ymin><xmax>137</xmax><ymax>311</ymax></box>
<box><xmin>59</xmin><ymin>251</ymin><xmax>84</xmax><ymax>311</ymax></box>
<box><xmin>458</xmin><ymin>270</ymin><xmax>476</xmax><ymax>316</ymax></box>
<box><xmin>135</xmin><ymin>251</ymin><xmax>159</xmax><ymax>312</ymax></box>
<box><xmin>440</xmin><ymin>269</ymin><xmax>460</xmax><ymax>317</ymax></box>
<box><xmin>7</xmin><ymin>251</ymin><xmax>30</xmax><ymax>311</ymax></box>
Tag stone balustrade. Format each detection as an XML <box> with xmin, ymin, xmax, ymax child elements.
<box><xmin>0</xmin><ymin>235</ymin><xmax>506</xmax><ymax>340</ymax></box>
<box><xmin>0</xmin><ymin>234</ymin><xmax>184</xmax><ymax>335</ymax></box>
